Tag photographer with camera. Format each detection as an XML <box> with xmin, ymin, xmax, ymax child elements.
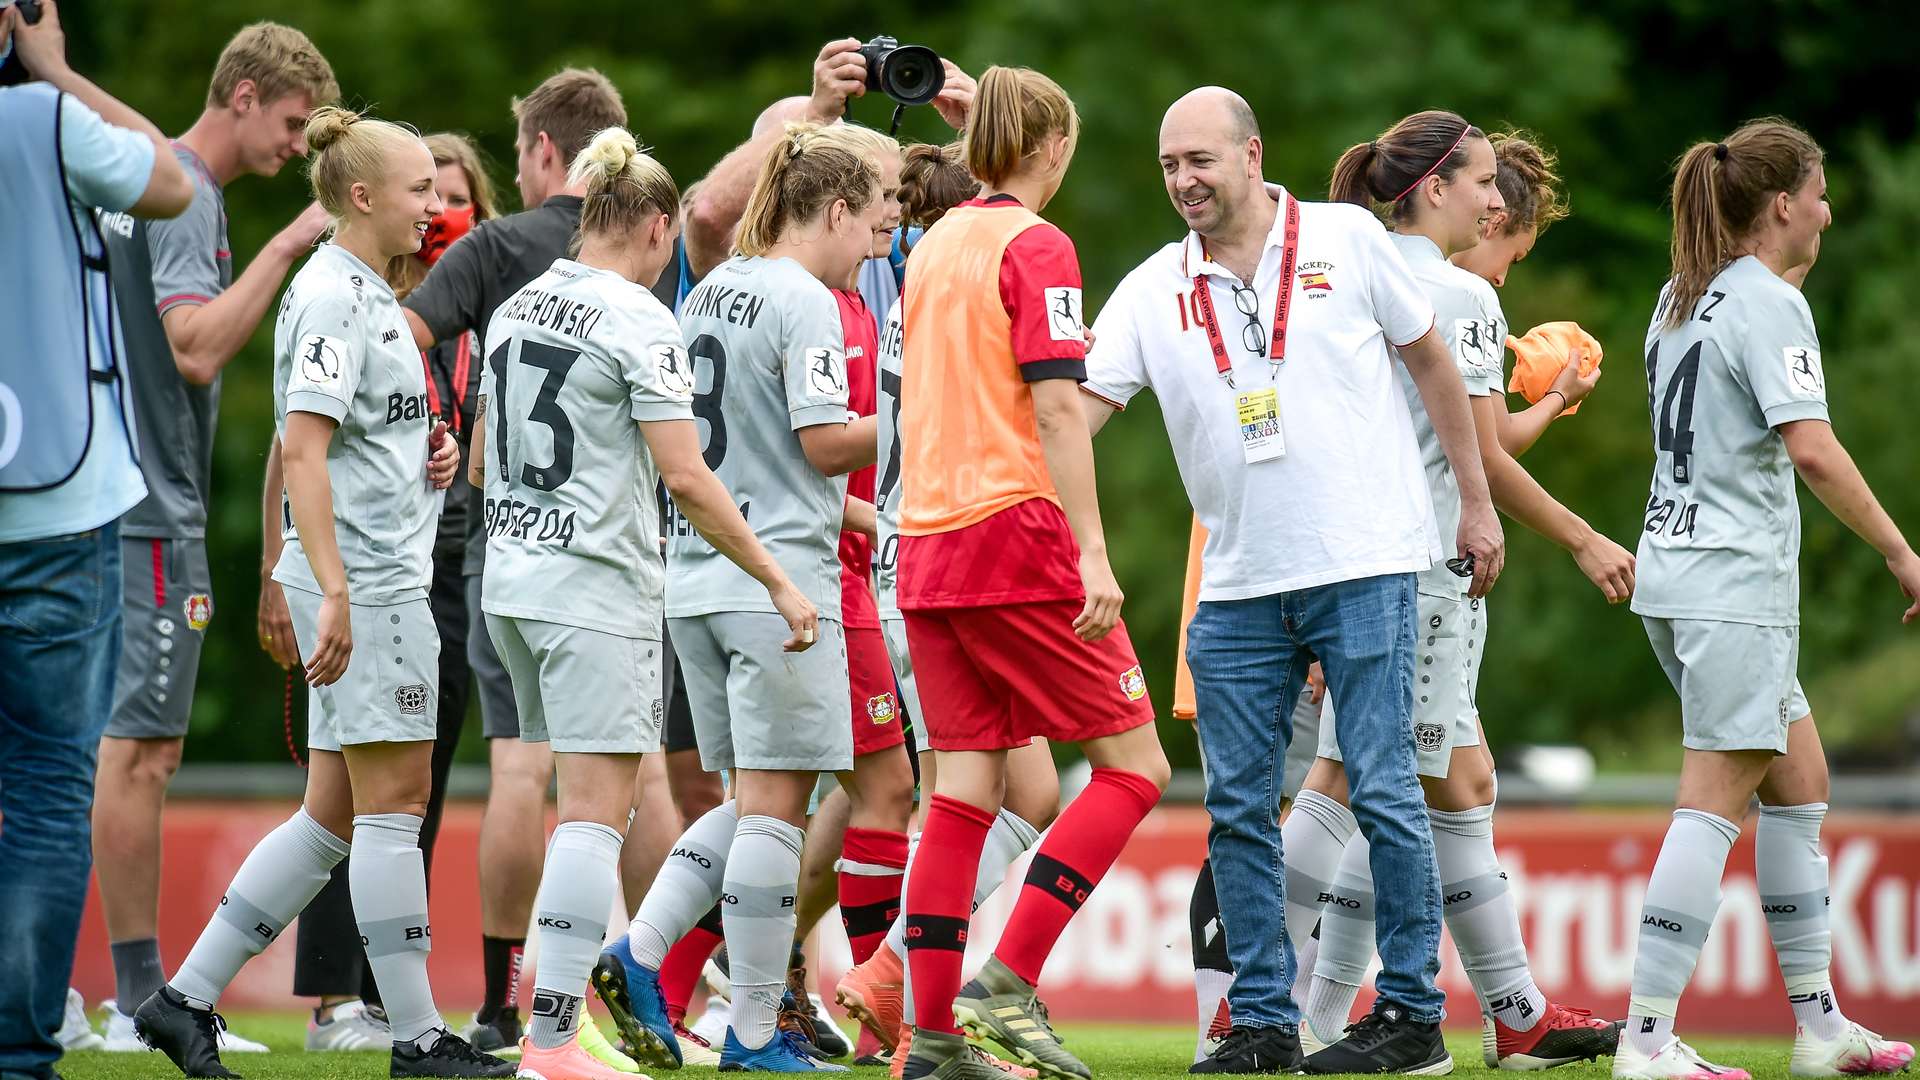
<box><xmin>0</xmin><ymin>1</ymin><xmax>192</xmax><ymax>1075</ymax></box>
<box><xmin>680</xmin><ymin>36</ymin><xmax>972</xmax><ymax>282</ymax></box>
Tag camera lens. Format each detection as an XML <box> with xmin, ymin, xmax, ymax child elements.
<box><xmin>879</xmin><ymin>44</ymin><xmax>942</xmax><ymax>106</ymax></box>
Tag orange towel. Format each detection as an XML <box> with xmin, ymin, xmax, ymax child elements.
<box><xmin>1506</xmin><ymin>321</ymin><xmax>1602</xmax><ymax>416</ymax></box>
<box><xmin>1173</xmin><ymin>517</ymin><xmax>1207</xmax><ymax>721</ymax></box>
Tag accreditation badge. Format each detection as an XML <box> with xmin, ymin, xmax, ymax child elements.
<box><xmin>1236</xmin><ymin>386</ymin><xmax>1285</xmax><ymax>463</ymax></box>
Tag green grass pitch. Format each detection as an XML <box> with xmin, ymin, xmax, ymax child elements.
<box><xmin>54</xmin><ymin>1012</ymin><xmax>1806</xmax><ymax>1079</ymax></box>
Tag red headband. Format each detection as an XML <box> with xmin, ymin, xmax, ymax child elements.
<box><xmin>1392</xmin><ymin>127</ymin><xmax>1472</xmax><ymax>203</ymax></box>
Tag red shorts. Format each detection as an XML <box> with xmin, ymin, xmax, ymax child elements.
<box><xmin>848</xmin><ymin>625</ymin><xmax>907</xmax><ymax>756</ymax></box>
<box><xmin>902</xmin><ymin>600</ymin><xmax>1155</xmax><ymax>752</ymax></box>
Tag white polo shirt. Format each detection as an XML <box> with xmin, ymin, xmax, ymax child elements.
<box><xmin>1084</xmin><ymin>186</ymin><xmax>1441</xmax><ymax>602</ymax></box>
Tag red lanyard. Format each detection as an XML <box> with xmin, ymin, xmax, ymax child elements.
<box><xmin>1192</xmin><ymin>194</ymin><xmax>1299</xmax><ymax>387</ymax></box>
<box><xmin>422</xmin><ymin>332</ymin><xmax>473</xmax><ymax>434</ymax></box>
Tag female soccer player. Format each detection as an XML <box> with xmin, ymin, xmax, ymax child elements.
<box><xmin>1287</xmin><ymin>112</ymin><xmax>1630</xmax><ymax>1074</ymax></box>
<box><xmin>467</xmin><ymin>126</ymin><xmax>817</xmax><ymax>1080</ymax></box>
<box><xmin>134</xmin><ymin>106</ymin><xmax>508</xmax><ymax>1079</ymax></box>
<box><xmin>1617</xmin><ymin>118</ymin><xmax>1917</xmax><ymax>1080</ymax></box>
<box><xmin>836</xmin><ymin>140</ymin><xmax>1060</xmax><ymax>1080</ymax></box>
<box><xmin>1453</xmin><ymin>133</ymin><xmax>1602</xmax><ymax>457</ymax></box>
<box><xmin>594</xmin><ymin>121</ymin><xmax>884</xmax><ymax>1074</ymax></box>
<box><xmin>894</xmin><ymin>68</ymin><xmax>1170</xmax><ymax>1080</ymax></box>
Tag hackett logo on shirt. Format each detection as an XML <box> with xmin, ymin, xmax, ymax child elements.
<box><xmin>1298</xmin><ymin>260</ymin><xmax>1335</xmax><ymax>298</ymax></box>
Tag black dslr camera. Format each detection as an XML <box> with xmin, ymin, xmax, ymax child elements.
<box><xmin>858</xmin><ymin>35</ymin><xmax>942</xmax><ymax>106</ymax></box>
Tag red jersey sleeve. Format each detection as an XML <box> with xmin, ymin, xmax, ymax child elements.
<box><xmin>998</xmin><ymin>222</ymin><xmax>1088</xmax><ymax>382</ymax></box>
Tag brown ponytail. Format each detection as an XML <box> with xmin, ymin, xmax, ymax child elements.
<box><xmin>1489</xmin><ymin>131</ymin><xmax>1569</xmax><ymax>237</ymax></box>
<box><xmin>899</xmin><ymin>142</ymin><xmax>979</xmax><ymax>228</ymax></box>
<box><xmin>1329</xmin><ymin>110</ymin><xmax>1482</xmax><ymax>223</ymax></box>
<box><xmin>964</xmin><ymin>66</ymin><xmax>1079</xmax><ymax>188</ymax></box>
<box><xmin>735</xmin><ymin>122</ymin><xmax>881</xmax><ymax>257</ymax></box>
<box><xmin>1662</xmin><ymin>117</ymin><xmax>1823</xmax><ymax>328</ymax></box>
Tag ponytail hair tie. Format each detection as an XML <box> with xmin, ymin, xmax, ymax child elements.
<box><xmin>1712</xmin><ymin>142</ymin><xmax>1729</xmax><ymax>161</ymax></box>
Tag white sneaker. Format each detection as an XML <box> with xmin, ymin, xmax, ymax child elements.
<box><xmin>1791</xmin><ymin>1021</ymin><xmax>1916</xmax><ymax>1077</ymax></box>
<box><xmin>1613</xmin><ymin>1035</ymin><xmax>1750</xmax><ymax>1080</ymax></box>
<box><xmin>100</xmin><ymin>1000</ymin><xmax>144</xmax><ymax>1052</ymax></box>
<box><xmin>676</xmin><ymin>1023</ymin><xmax>723</xmax><ymax>1067</ymax></box>
<box><xmin>307</xmin><ymin>999</ymin><xmax>393</xmax><ymax>1051</ymax></box>
<box><xmin>689</xmin><ymin>996</ymin><xmax>729</xmax><ymax>1048</ymax></box>
<box><xmin>56</xmin><ymin>988</ymin><xmax>104</xmax><ymax>1051</ymax></box>
<box><xmin>102</xmin><ymin>996</ymin><xmax>271</xmax><ymax>1053</ymax></box>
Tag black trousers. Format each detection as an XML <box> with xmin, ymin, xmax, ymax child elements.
<box><xmin>291</xmin><ymin>548</ymin><xmax>472</xmax><ymax>998</ymax></box>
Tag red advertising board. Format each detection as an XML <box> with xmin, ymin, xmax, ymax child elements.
<box><xmin>70</xmin><ymin>803</ymin><xmax>1920</xmax><ymax>1035</ymax></box>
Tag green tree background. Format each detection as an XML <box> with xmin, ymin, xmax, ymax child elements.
<box><xmin>71</xmin><ymin>0</ymin><xmax>1920</xmax><ymax>773</ymax></box>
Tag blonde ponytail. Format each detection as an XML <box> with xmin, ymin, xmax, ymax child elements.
<box><xmin>964</xmin><ymin>66</ymin><xmax>1078</xmax><ymax>187</ymax></box>
<box><xmin>305</xmin><ymin>105</ymin><xmax>423</xmax><ymax>225</ymax></box>
<box><xmin>735</xmin><ymin>122</ymin><xmax>879</xmax><ymax>257</ymax></box>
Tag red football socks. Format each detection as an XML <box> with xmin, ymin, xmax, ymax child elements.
<box><xmin>995</xmin><ymin>768</ymin><xmax>1161</xmax><ymax>986</ymax></box>
<box><xmin>903</xmin><ymin>794</ymin><xmax>995</xmax><ymax>1035</ymax></box>
<box><xmin>658</xmin><ymin>903</ymin><xmax>723</xmax><ymax>1025</ymax></box>
<box><xmin>839</xmin><ymin>827</ymin><xmax>909</xmax><ymax>965</ymax></box>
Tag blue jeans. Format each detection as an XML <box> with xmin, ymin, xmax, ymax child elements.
<box><xmin>1188</xmin><ymin>572</ymin><xmax>1445</xmax><ymax>1027</ymax></box>
<box><xmin>0</xmin><ymin>525</ymin><xmax>123</xmax><ymax>1078</ymax></box>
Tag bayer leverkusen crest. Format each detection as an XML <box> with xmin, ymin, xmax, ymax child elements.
<box><xmin>866</xmin><ymin>693</ymin><xmax>897</xmax><ymax>724</ymax></box>
<box><xmin>184</xmin><ymin>594</ymin><xmax>212</xmax><ymax>631</ymax></box>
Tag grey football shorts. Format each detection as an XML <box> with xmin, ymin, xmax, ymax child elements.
<box><xmin>283</xmin><ymin>585</ymin><xmax>439</xmax><ymax>750</ymax></box>
<box><xmin>485</xmin><ymin>612</ymin><xmax>665</xmax><ymax>754</ymax></box>
<box><xmin>108</xmin><ymin>537</ymin><xmax>212</xmax><ymax>739</ymax></box>
<box><xmin>667</xmin><ymin>611</ymin><xmax>853</xmax><ymax>773</ymax></box>
<box><xmin>465</xmin><ymin>574</ymin><xmax>520</xmax><ymax>739</ymax></box>
<box><xmin>881</xmin><ymin>617</ymin><xmax>927</xmax><ymax>755</ymax></box>
<box><xmin>1643</xmin><ymin>616</ymin><xmax>1810</xmax><ymax>753</ymax></box>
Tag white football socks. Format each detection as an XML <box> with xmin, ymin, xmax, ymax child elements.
<box><xmin>170</xmin><ymin>809</ymin><xmax>348</xmax><ymax>1008</ymax></box>
<box><xmin>1303</xmin><ymin>832</ymin><xmax>1372</xmax><ymax>1044</ymax></box>
<box><xmin>1281</xmin><ymin>790</ymin><xmax>1357</xmax><ymax>959</ymax></box>
<box><xmin>529</xmin><ymin>821</ymin><xmax>624</xmax><ymax>1050</ymax></box>
<box><xmin>1626</xmin><ymin>808</ymin><xmax>1740</xmax><ymax>1056</ymax></box>
<box><xmin>629</xmin><ymin>799</ymin><xmax>737</xmax><ymax>969</ymax></box>
<box><xmin>351</xmin><ymin>813</ymin><xmax>439</xmax><ymax>1046</ymax></box>
<box><xmin>1429</xmin><ymin>803</ymin><xmax>1543</xmax><ymax>1030</ymax></box>
<box><xmin>723</xmin><ymin>815</ymin><xmax>804</xmax><ymax>1051</ymax></box>
<box><xmin>1757</xmin><ymin>802</ymin><xmax>1846</xmax><ymax>1040</ymax></box>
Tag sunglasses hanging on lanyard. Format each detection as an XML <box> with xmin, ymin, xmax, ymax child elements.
<box><xmin>1191</xmin><ymin>194</ymin><xmax>1298</xmax><ymax>463</ymax></box>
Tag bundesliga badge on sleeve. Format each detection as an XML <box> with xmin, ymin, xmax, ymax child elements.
<box><xmin>1236</xmin><ymin>386</ymin><xmax>1284</xmax><ymax>463</ymax></box>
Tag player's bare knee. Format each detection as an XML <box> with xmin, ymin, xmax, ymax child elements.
<box><xmin>1301</xmin><ymin>757</ymin><xmax>1349</xmax><ymax>803</ymax></box>
<box><xmin>105</xmin><ymin>736</ymin><xmax>184</xmax><ymax>790</ymax></box>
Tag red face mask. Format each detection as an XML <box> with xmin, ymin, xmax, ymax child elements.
<box><xmin>418</xmin><ymin>205</ymin><xmax>475</xmax><ymax>266</ymax></box>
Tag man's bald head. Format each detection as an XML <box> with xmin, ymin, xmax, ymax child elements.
<box><xmin>1162</xmin><ymin>86</ymin><xmax>1259</xmax><ymax>146</ymax></box>
<box><xmin>753</xmin><ymin>95</ymin><xmax>817</xmax><ymax>138</ymax></box>
<box><xmin>1159</xmin><ymin>87</ymin><xmax>1266</xmax><ymax>239</ymax></box>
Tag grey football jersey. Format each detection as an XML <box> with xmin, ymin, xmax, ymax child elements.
<box><xmin>270</xmin><ymin>243</ymin><xmax>437</xmax><ymax>606</ymax></box>
<box><xmin>107</xmin><ymin>144</ymin><xmax>230</xmax><ymax>538</ymax></box>
<box><xmin>666</xmin><ymin>255</ymin><xmax>851</xmax><ymax>621</ymax></box>
<box><xmin>874</xmin><ymin>299</ymin><xmax>904</xmax><ymax>619</ymax></box>
<box><xmin>1390</xmin><ymin>232</ymin><xmax>1505</xmax><ymax>595</ymax></box>
<box><xmin>479</xmin><ymin>260</ymin><xmax>693</xmax><ymax>638</ymax></box>
<box><xmin>1632</xmin><ymin>256</ymin><xmax>1829</xmax><ymax>626</ymax></box>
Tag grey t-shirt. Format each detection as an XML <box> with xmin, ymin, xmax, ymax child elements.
<box><xmin>1390</xmin><ymin>231</ymin><xmax>1505</xmax><ymax>596</ymax></box>
<box><xmin>665</xmin><ymin>255</ymin><xmax>850</xmax><ymax>621</ymax></box>
<box><xmin>480</xmin><ymin>260</ymin><xmax>693</xmax><ymax>638</ymax></box>
<box><xmin>404</xmin><ymin>197</ymin><xmax>680</xmax><ymax>576</ymax></box>
<box><xmin>109</xmin><ymin>143</ymin><xmax>230</xmax><ymax>539</ymax></box>
<box><xmin>271</xmin><ymin>243</ymin><xmax>437</xmax><ymax>606</ymax></box>
<box><xmin>1632</xmin><ymin>256</ymin><xmax>1829</xmax><ymax>626</ymax></box>
<box><xmin>874</xmin><ymin>299</ymin><xmax>904</xmax><ymax>619</ymax></box>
